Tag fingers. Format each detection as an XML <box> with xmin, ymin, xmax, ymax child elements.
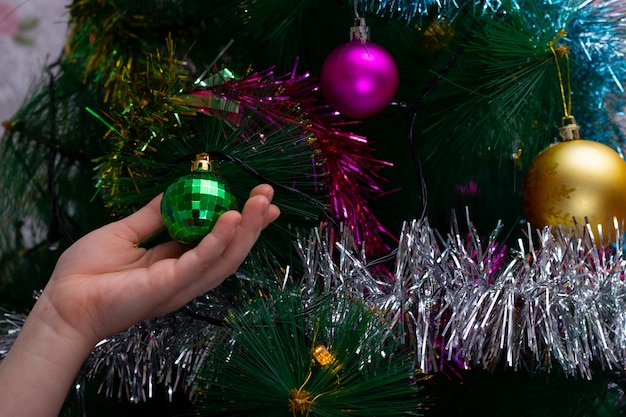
<box><xmin>110</xmin><ymin>185</ymin><xmax>277</xmax><ymax>246</ymax></box>
<box><xmin>108</xmin><ymin>185</ymin><xmax>278</xmax><ymax>247</ymax></box>
<box><xmin>210</xmin><ymin>193</ymin><xmax>269</xmax><ymax>272</ymax></box>
<box><xmin>145</xmin><ymin>184</ymin><xmax>279</xmax><ymax>265</ymax></box>
<box><xmin>247</xmin><ymin>184</ymin><xmax>280</xmax><ymax>228</ymax></box>
<box><xmin>166</xmin><ymin>185</ymin><xmax>279</xmax><ymax>304</ymax></box>
<box><xmin>175</xmin><ymin>194</ymin><xmax>265</xmax><ymax>282</ymax></box>
<box><xmin>249</xmin><ymin>183</ymin><xmax>274</xmax><ymax>201</ymax></box>
<box><xmin>204</xmin><ymin>183</ymin><xmax>280</xmax><ymax>275</ymax></box>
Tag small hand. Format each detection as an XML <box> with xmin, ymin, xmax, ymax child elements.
<box><xmin>0</xmin><ymin>184</ymin><xmax>279</xmax><ymax>417</ymax></box>
<box><xmin>37</xmin><ymin>183</ymin><xmax>280</xmax><ymax>347</ymax></box>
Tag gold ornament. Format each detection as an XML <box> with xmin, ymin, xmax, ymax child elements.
<box><xmin>522</xmin><ymin>132</ymin><xmax>626</xmax><ymax>240</ymax></box>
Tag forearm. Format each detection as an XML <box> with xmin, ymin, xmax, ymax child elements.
<box><xmin>0</xmin><ymin>299</ymin><xmax>94</xmax><ymax>417</ymax></box>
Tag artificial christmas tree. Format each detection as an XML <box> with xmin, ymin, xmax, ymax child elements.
<box><xmin>2</xmin><ymin>0</ymin><xmax>626</xmax><ymax>416</ymax></box>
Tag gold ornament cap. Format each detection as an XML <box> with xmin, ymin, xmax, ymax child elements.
<box><xmin>191</xmin><ymin>152</ymin><xmax>213</xmax><ymax>172</ymax></box>
<box><xmin>559</xmin><ymin>115</ymin><xmax>580</xmax><ymax>141</ymax></box>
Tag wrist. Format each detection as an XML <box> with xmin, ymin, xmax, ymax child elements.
<box><xmin>28</xmin><ymin>293</ymin><xmax>98</xmax><ymax>359</ymax></box>
<box><xmin>0</xmin><ymin>297</ymin><xmax>95</xmax><ymax>417</ymax></box>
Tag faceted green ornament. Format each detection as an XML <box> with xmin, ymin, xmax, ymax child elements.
<box><xmin>161</xmin><ymin>153</ymin><xmax>238</xmax><ymax>245</ymax></box>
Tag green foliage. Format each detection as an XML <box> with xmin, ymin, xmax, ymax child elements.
<box><xmin>197</xmin><ymin>290</ymin><xmax>421</xmax><ymax>416</ymax></box>
<box><xmin>0</xmin><ymin>59</ymin><xmax>109</xmax><ymax>307</ymax></box>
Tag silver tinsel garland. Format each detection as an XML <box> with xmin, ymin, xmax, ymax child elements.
<box><xmin>296</xmin><ymin>216</ymin><xmax>626</xmax><ymax>380</ymax></box>
<box><xmin>0</xmin><ymin>309</ymin><xmax>25</xmax><ymax>358</ymax></box>
<box><xmin>0</xmin><ymin>298</ymin><xmax>223</xmax><ymax>403</ymax></box>
<box><xmin>83</xmin><ymin>312</ymin><xmax>221</xmax><ymax>402</ymax></box>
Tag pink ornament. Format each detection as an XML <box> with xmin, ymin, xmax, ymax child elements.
<box><xmin>320</xmin><ymin>39</ymin><xmax>399</xmax><ymax>119</ymax></box>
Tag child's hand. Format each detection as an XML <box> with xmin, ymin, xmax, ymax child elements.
<box><xmin>37</xmin><ymin>183</ymin><xmax>280</xmax><ymax>348</ymax></box>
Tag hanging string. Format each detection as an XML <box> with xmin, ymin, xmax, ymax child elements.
<box><xmin>549</xmin><ymin>29</ymin><xmax>572</xmax><ymax>118</ymax></box>
<box><xmin>549</xmin><ymin>29</ymin><xmax>580</xmax><ymax>141</ymax></box>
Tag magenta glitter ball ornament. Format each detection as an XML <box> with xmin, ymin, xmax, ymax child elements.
<box><xmin>320</xmin><ymin>39</ymin><xmax>399</xmax><ymax>119</ymax></box>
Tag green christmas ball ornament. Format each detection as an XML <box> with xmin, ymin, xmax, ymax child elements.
<box><xmin>161</xmin><ymin>153</ymin><xmax>238</xmax><ymax>245</ymax></box>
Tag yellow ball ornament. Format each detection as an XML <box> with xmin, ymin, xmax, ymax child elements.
<box><xmin>522</xmin><ymin>137</ymin><xmax>626</xmax><ymax>240</ymax></box>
